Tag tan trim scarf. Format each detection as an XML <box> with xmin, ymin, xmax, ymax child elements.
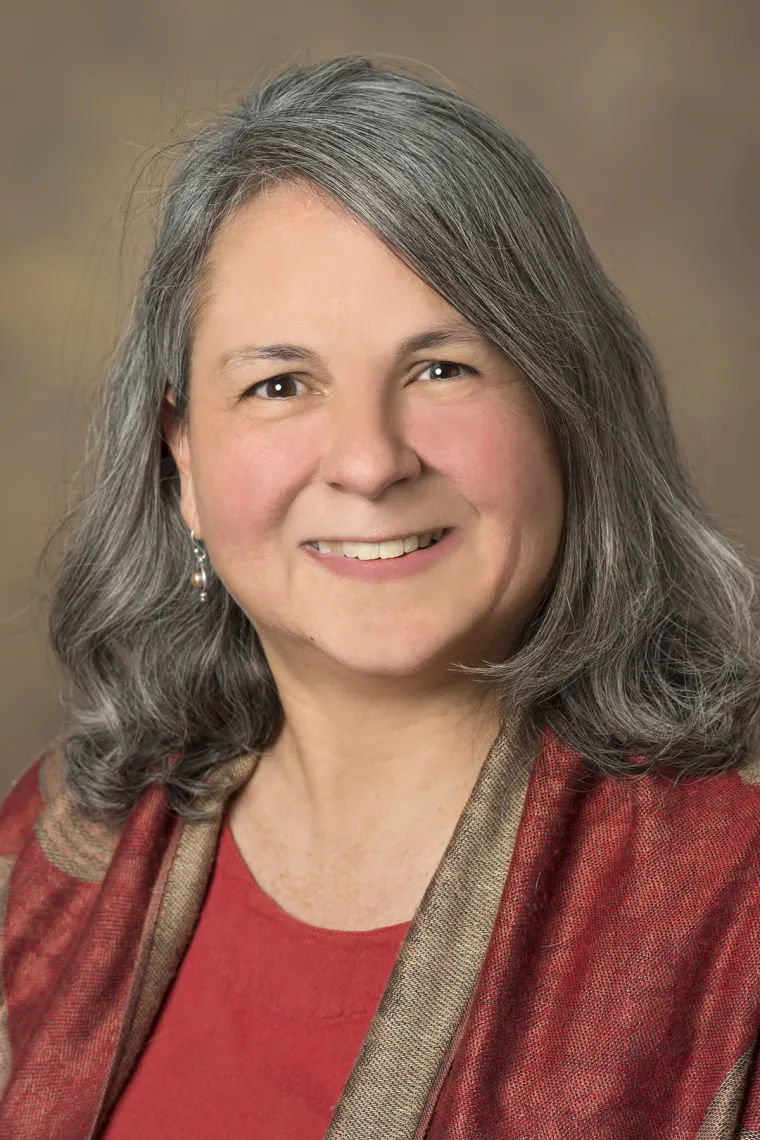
<box><xmin>2</xmin><ymin>711</ymin><xmax>760</xmax><ymax>1137</ymax></box>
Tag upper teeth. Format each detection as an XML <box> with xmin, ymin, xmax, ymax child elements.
<box><xmin>311</xmin><ymin>528</ymin><xmax>446</xmax><ymax>560</ymax></box>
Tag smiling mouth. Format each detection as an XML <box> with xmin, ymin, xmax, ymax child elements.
<box><xmin>303</xmin><ymin>528</ymin><xmax>455</xmax><ymax>562</ymax></box>
<box><xmin>302</xmin><ymin>527</ymin><xmax>454</xmax><ymax>546</ymax></box>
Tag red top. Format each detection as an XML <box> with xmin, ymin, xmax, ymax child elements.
<box><xmin>102</xmin><ymin>814</ymin><xmax>411</xmax><ymax>1139</ymax></box>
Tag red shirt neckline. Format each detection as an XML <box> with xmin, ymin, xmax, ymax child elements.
<box><xmin>102</xmin><ymin>807</ymin><xmax>412</xmax><ymax>1139</ymax></box>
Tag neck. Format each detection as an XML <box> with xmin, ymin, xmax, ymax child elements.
<box><xmin>238</xmin><ymin>685</ymin><xmax>505</xmax><ymax>857</ymax></box>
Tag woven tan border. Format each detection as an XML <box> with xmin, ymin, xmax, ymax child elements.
<box><xmin>697</xmin><ymin>1046</ymin><xmax>757</xmax><ymax>1138</ymax></box>
<box><xmin>0</xmin><ymin>855</ymin><xmax>16</xmax><ymax>1101</ymax></box>
<box><xmin>95</xmin><ymin>751</ymin><xmax>259</xmax><ymax>1128</ymax></box>
<box><xmin>325</xmin><ymin>708</ymin><xmax>538</xmax><ymax>1140</ymax></box>
<box><xmin>34</xmin><ymin>747</ymin><xmax>122</xmax><ymax>884</ymax></box>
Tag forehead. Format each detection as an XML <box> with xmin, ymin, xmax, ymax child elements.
<box><xmin>210</xmin><ymin>179</ymin><xmax>389</xmax><ymax>264</ymax></box>
<box><xmin>195</xmin><ymin>181</ymin><xmax>468</xmax><ymax>340</ymax></box>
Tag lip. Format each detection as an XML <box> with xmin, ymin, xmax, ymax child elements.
<box><xmin>300</xmin><ymin>526</ymin><xmax>461</xmax><ymax>582</ymax></box>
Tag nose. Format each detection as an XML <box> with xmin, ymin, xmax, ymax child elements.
<box><xmin>315</xmin><ymin>389</ymin><xmax>423</xmax><ymax>500</ymax></box>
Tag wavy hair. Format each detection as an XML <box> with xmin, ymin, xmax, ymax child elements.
<box><xmin>42</xmin><ymin>54</ymin><xmax>760</xmax><ymax>825</ymax></box>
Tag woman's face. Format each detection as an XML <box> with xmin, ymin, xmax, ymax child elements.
<box><xmin>164</xmin><ymin>181</ymin><xmax>565</xmax><ymax>687</ymax></box>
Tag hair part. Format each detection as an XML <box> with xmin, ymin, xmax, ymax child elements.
<box><xmin>42</xmin><ymin>53</ymin><xmax>760</xmax><ymax>825</ymax></box>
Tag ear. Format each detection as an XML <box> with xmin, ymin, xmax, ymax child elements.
<box><xmin>161</xmin><ymin>389</ymin><xmax>202</xmax><ymax>538</ymax></box>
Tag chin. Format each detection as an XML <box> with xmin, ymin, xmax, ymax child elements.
<box><xmin>310</xmin><ymin>637</ymin><xmax>454</xmax><ymax>678</ymax></box>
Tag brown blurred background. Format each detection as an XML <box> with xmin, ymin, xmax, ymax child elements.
<box><xmin>1</xmin><ymin>0</ymin><xmax>758</xmax><ymax>795</ymax></box>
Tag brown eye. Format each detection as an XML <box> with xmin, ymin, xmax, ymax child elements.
<box><xmin>245</xmin><ymin>374</ymin><xmax>306</xmax><ymax>400</ymax></box>
<box><xmin>420</xmin><ymin>360</ymin><xmax>476</xmax><ymax>382</ymax></box>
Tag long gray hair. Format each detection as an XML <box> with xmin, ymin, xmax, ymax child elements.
<box><xmin>43</xmin><ymin>54</ymin><xmax>760</xmax><ymax>825</ymax></box>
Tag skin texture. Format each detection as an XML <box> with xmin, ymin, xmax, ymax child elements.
<box><xmin>162</xmin><ymin>181</ymin><xmax>565</xmax><ymax>929</ymax></box>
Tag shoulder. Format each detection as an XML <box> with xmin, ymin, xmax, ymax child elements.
<box><xmin>0</xmin><ymin>744</ymin><xmax>131</xmax><ymax>1106</ymax></box>
<box><xmin>0</xmin><ymin>740</ymin><xmax>124</xmax><ymax>883</ymax></box>
<box><xmin>610</xmin><ymin>736</ymin><xmax>760</xmax><ymax>892</ymax></box>
<box><xmin>663</xmin><ymin>738</ymin><xmax>760</xmax><ymax>835</ymax></box>
<box><xmin>549</xmin><ymin>728</ymin><xmax>760</xmax><ymax>898</ymax></box>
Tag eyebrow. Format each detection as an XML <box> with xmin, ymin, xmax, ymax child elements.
<box><xmin>215</xmin><ymin>321</ymin><xmax>495</xmax><ymax>377</ymax></box>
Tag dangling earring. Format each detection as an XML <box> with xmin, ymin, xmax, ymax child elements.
<box><xmin>190</xmin><ymin>530</ymin><xmax>208</xmax><ymax>601</ymax></box>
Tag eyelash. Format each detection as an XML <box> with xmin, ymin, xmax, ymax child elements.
<box><xmin>241</xmin><ymin>360</ymin><xmax>478</xmax><ymax>401</ymax></box>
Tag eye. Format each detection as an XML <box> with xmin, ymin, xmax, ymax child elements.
<box><xmin>242</xmin><ymin>359</ymin><xmax>477</xmax><ymax>402</ymax></box>
<box><xmin>243</xmin><ymin>374</ymin><xmax>307</xmax><ymax>401</ymax></box>
<box><xmin>418</xmin><ymin>360</ymin><xmax>477</xmax><ymax>382</ymax></box>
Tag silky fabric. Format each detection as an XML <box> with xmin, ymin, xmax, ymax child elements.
<box><xmin>2</xmin><ymin>719</ymin><xmax>760</xmax><ymax>1138</ymax></box>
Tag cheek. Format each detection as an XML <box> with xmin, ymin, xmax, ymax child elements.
<box><xmin>429</xmin><ymin>399</ymin><xmax>562</xmax><ymax>524</ymax></box>
<box><xmin>194</xmin><ymin>427</ymin><xmax>302</xmax><ymax>544</ymax></box>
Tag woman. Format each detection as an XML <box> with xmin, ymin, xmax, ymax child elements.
<box><xmin>1</xmin><ymin>54</ymin><xmax>760</xmax><ymax>1139</ymax></box>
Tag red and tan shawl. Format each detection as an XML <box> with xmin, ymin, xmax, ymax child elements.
<box><xmin>2</xmin><ymin>712</ymin><xmax>760</xmax><ymax>1138</ymax></box>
